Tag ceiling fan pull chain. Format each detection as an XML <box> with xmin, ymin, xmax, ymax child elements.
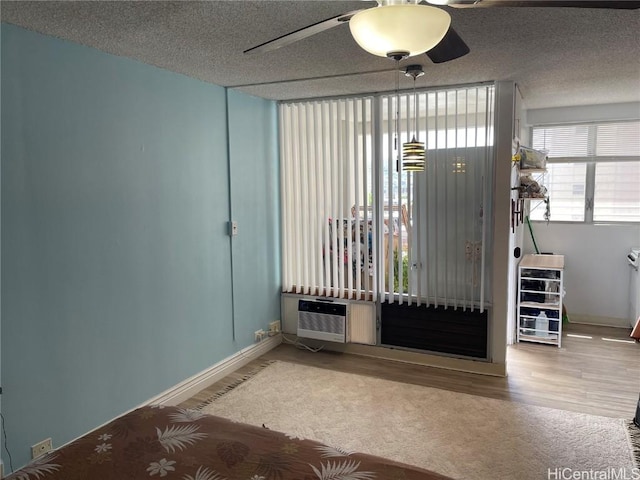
<box><xmin>395</xmin><ymin>58</ymin><xmax>400</xmax><ymax>152</ymax></box>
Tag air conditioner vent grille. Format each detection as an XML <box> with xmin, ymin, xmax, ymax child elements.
<box><xmin>298</xmin><ymin>312</ymin><xmax>345</xmax><ymax>335</ymax></box>
<box><xmin>297</xmin><ymin>299</ymin><xmax>347</xmax><ymax>343</ymax></box>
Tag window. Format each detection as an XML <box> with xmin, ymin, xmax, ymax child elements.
<box><xmin>529</xmin><ymin>163</ymin><xmax>586</xmax><ymax>222</ymax></box>
<box><xmin>530</xmin><ymin>121</ymin><xmax>640</xmax><ymax>223</ymax></box>
<box><xmin>593</xmin><ymin>161</ymin><xmax>640</xmax><ymax>222</ymax></box>
<box><xmin>279</xmin><ymin>85</ymin><xmax>495</xmax><ymax>311</ymax></box>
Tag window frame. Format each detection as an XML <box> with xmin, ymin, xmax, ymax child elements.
<box><xmin>528</xmin><ymin>121</ymin><xmax>640</xmax><ymax>225</ymax></box>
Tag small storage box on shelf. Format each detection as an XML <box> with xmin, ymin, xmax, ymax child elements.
<box><xmin>517</xmin><ymin>254</ymin><xmax>564</xmax><ymax>347</ymax></box>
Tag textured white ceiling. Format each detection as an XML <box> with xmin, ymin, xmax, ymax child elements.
<box><xmin>1</xmin><ymin>1</ymin><xmax>639</xmax><ymax>109</ymax></box>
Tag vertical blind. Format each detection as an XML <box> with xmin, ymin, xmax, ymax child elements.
<box><xmin>280</xmin><ymin>98</ymin><xmax>375</xmax><ymax>299</ymax></box>
<box><xmin>280</xmin><ymin>84</ymin><xmax>495</xmax><ymax>311</ymax></box>
<box><xmin>379</xmin><ymin>86</ymin><xmax>495</xmax><ymax>310</ymax></box>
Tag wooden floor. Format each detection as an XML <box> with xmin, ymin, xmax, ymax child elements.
<box><xmin>181</xmin><ymin>323</ymin><xmax>640</xmax><ymax>419</ymax></box>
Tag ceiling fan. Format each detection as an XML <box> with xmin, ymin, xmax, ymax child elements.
<box><xmin>244</xmin><ymin>0</ymin><xmax>640</xmax><ymax>64</ymax></box>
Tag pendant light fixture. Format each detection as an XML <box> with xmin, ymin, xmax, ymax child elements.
<box><xmin>402</xmin><ymin>64</ymin><xmax>426</xmax><ymax>172</ymax></box>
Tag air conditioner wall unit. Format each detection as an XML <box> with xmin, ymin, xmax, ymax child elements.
<box><xmin>297</xmin><ymin>299</ymin><xmax>347</xmax><ymax>343</ymax></box>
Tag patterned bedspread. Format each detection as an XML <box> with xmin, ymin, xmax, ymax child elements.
<box><xmin>7</xmin><ymin>405</ymin><xmax>453</xmax><ymax>479</ymax></box>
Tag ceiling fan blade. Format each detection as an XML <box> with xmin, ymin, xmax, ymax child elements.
<box><xmin>426</xmin><ymin>28</ymin><xmax>470</xmax><ymax>64</ymax></box>
<box><xmin>244</xmin><ymin>10</ymin><xmax>363</xmax><ymax>54</ymax></box>
<box><xmin>446</xmin><ymin>0</ymin><xmax>640</xmax><ymax>8</ymax></box>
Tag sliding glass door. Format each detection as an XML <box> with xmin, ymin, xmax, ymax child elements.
<box><xmin>280</xmin><ymin>83</ymin><xmax>495</xmax><ymax>313</ymax></box>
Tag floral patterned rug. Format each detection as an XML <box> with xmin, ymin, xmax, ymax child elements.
<box><xmin>198</xmin><ymin>361</ymin><xmax>636</xmax><ymax>480</ymax></box>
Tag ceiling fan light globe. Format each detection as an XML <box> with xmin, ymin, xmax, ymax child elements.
<box><xmin>349</xmin><ymin>5</ymin><xmax>451</xmax><ymax>58</ymax></box>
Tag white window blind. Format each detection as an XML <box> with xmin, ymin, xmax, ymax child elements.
<box><xmin>532</xmin><ymin>125</ymin><xmax>589</xmax><ymax>157</ymax></box>
<box><xmin>280</xmin><ymin>98</ymin><xmax>375</xmax><ymax>299</ymax></box>
<box><xmin>532</xmin><ymin>121</ymin><xmax>640</xmax><ymax>158</ymax></box>
<box><xmin>596</xmin><ymin>122</ymin><xmax>640</xmax><ymax>157</ymax></box>
<box><xmin>380</xmin><ymin>86</ymin><xmax>494</xmax><ymax>311</ymax></box>
<box><xmin>279</xmin><ymin>84</ymin><xmax>495</xmax><ymax>311</ymax></box>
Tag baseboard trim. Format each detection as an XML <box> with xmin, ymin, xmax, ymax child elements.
<box><xmin>145</xmin><ymin>334</ymin><xmax>283</xmax><ymax>407</ymax></box>
<box><xmin>50</xmin><ymin>335</ymin><xmax>282</xmax><ymax>468</ymax></box>
<box><xmin>286</xmin><ymin>334</ymin><xmax>505</xmax><ymax>377</ymax></box>
<box><xmin>569</xmin><ymin>314</ymin><xmax>632</xmax><ymax>329</ymax></box>
<box><xmin>340</xmin><ymin>343</ymin><xmax>506</xmax><ymax>377</ymax></box>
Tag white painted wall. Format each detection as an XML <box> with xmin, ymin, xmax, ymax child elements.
<box><xmin>491</xmin><ymin>81</ymin><xmax>517</xmax><ymax>367</ymax></box>
<box><xmin>526</xmin><ymin>102</ymin><xmax>640</xmax><ymax>125</ymax></box>
<box><xmin>522</xmin><ymin>102</ymin><xmax>640</xmax><ymax>328</ymax></box>
<box><xmin>506</xmin><ymin>85</ymin><xmax>525</xmax><ymax>345</ymax></box>
<box><xmin>523</xmin><ymin>222</ymin><xmax>639</xmax><ymax>326</ymax></box>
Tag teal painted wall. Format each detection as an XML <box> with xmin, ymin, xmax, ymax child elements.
<box><xmin>1</xmin><ymin>24</ymin><xmax>279</xmax><ymax>470</ymax></box>
<box><xmin>227</xmin><ymin>90</ymin><xmax>280</xmax><ymax>345</ymax></box>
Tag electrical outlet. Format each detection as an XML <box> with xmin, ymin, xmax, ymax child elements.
<box><xmin>31</xmin><ymin>438</ymin><xmax>52</xmax><ymax>459</ymax></box>
<box><xmin>269</xmin><ymin>320</ymin><xmax>281</xmax><ymax>335</ymax></box>
<box><xmin>254</xmin><ymin>329</ymin><xmax>266</xmax><ymax>342</ymax></box>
